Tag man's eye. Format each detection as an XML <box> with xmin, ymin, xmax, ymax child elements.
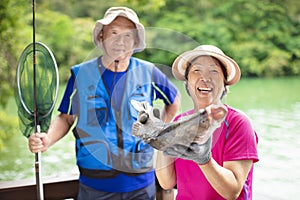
<box><xmin>125</xmin><ymin>33</ymin><xmax>134</xmax><ymax>38</ymax></box>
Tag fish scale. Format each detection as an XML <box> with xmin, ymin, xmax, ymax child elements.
<box><xmin>132</xmin><ymin>104</ymin><xmax>227</xmax><ymax>151</ymax></box>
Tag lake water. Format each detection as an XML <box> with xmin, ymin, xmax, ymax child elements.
<box><xmin>222</xmin><ymin>77</ymin><xmax>300</xmax><ymax>200</ymax></box>
<box><xmin>1</xmin><ymin>77</ymin><xmax>300</xmax><ymax>200</ymax></box>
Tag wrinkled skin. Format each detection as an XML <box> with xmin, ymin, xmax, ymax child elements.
<box><xmin>132</xmin><ymin>104</ymin><xmax>227</xmax><ymax>151</ymax></box>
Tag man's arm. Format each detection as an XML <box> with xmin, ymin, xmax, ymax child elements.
<box><xmin>161</xmin><ymin>94</ymin><xmax>181</xmax><ymax>123</ymax></box>
<box><xmin>28</xmin><ymin>113</ymin><xmax>75</xmax><ymax>153</ymax></box>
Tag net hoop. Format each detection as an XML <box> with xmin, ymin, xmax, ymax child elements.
<box><xmin>16</xmin><ymin>42</ymin><xmax>59</xmax><ymax>119</ymax></box>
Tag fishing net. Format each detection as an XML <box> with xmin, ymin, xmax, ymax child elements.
<box><xmin>15</xmin><ymin>42</ymin><xmax>59</xmax><ymax>137</ymax></box>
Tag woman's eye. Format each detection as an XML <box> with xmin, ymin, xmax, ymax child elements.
<box><xmin>191</xmin><ymin>69</ymin><xmax>200</xmax><ymax>74</ymax></box>
<box><xmin>191</xmin><ymin>66</ymin><xmax>201</xmax><ymax>72</ymax></box>
<box><xmin>210</xmin><ymin>69</ymin><xmax>219</xmax><ymax>74</ymax></box>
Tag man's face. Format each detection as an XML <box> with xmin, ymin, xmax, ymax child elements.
<box><xmin>186</xmin><ymin>56</ymin><xmax>225</xmax><ymax>109</ymax></box>
<box><xmin>100</xmin><ymin>16</ymin><xmax>138</xmax><ymax>61</ymax></box>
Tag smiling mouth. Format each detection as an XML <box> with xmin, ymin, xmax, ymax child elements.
<box><xmin>197</xmin><ymin>87</ymin><xmax>212</xmax><ymax>92</ymax></box>
<box><xmin>113</xmin><ymin>48</ymin><xmax>124</xmax><ymax>52</ymax></box>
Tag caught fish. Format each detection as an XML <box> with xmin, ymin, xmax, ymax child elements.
<box><xmin>132</xmin><ymin>101</ymin><xmax>227</xmax><ymax>151</ymax></box>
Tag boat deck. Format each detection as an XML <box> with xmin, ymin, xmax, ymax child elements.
<box><xmin>0</xmin><ymin>174</ymin><xmax>78</xmax><ymax>200</ymax></box>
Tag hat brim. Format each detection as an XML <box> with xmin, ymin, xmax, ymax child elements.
<box><xmin>93</xmin><ymin>13</ymin><xmax>145</xmax><ymax>52</ymax></box>
<box><xmin>172</xmin><ymin>49</ymin><xmax>241</xmax><ymax>85</ymax></box>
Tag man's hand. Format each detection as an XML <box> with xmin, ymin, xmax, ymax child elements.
<box><xmin>28</xmin><ymin>132</ymin><xmax>50</xmax><ymax>153</ymax></box>
<box><xmin>163</xmin><ymin>136</ymin><xmax>212</xmax><ymax>165</ymax></box>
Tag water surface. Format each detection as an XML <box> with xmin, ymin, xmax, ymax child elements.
<box><xmin>1</xmin><ymin>77</ymin><xmax>299</xmax><ymax>200</ymax></box>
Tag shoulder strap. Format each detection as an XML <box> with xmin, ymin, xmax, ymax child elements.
<box><xmin>224</xmin><ymin>119</ymin><xmax>229</xmax><ymax>140</ymax></box>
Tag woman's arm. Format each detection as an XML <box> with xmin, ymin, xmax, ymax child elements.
<box><xmin>155</xmin><ymin>151</ymin><xmax>177</xmax><ymax>190</ymax></box>
<box><xmin>199</xmin><ymin>158</ymin><xmax>253</xmax><ymax>200</ymax></box>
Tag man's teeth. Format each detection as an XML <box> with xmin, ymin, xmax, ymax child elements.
<box><xmin>197</xmin><ymin>87</ymin><xmax>212</xmax><ymax>92</ymax></box>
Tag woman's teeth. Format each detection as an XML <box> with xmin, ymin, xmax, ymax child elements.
<box><xmin>197</xmin><ymin>87</ymin><xmax>212</xmax><ymax>92</ymax></box>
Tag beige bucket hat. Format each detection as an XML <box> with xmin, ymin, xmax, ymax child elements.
<box><xmin>172</xmin><ymin>45</ymin><xmax>241</xmax><ymax>85</ymax></box>
<box><xmin>93</xmin><ymin>7</ymin><xmax>146</xmax><ymax>52</ymax></box>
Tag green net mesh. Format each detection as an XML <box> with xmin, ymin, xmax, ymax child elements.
<box><xmin>15</xmin><ymin>42</ymin><xmax>59</xmax><ymax>138</ymax></box>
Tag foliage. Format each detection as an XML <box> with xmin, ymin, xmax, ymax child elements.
<box><xmin>117</xmin><ymin>0</ymin><xmax>165</xmax><ymax>13</ymax></box>
<box><xmin>0</xmin><ymin>110</ymin><xmax>18</xmax><ymax>150</ymax></box>
<box><xmin>0</xmin><ymin>0</ymin><xmax>300</xmax><ymax>147</ymax></box>
<box><xmin>0</xmin><ymin>0</ymin><xmax>31</xmax><ymax>107</ymax></box>
<box><xmin>2</xmin><ymin>0</ymin><xmax>298</xmax><ymax>87</ymax></box>
<box><xmin>149</xmin><ymin>0</ymin><xmax>300</xmax><ymax>78</ymax></box>
<box><xmin>34</xmin><ymin>10</ymin><xmax>76</xmax><ymax>81</ymax></box>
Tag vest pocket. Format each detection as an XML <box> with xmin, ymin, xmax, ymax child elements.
<box><xmin>87</xmin><ymin>96</ymin><xmax>108</xmax><ymax>126</ymax></box>
<box><xmin>128</xmin><ymin>93</ymin><xmax>149</xmax><ymax>120</ymax></box>
<box><xmin>77</xmin><ymin>139</ymin><xmax>113</xmax><ymax>170</ymax></box>
<box><xmin>131</xmin><ymin>140</ymin><xmax>154</xmax><ymax>172</ymax></box>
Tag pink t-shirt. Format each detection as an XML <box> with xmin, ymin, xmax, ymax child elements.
<box><xmin>174</xmin><ymin>105</ymin><xmax>259</xmax><ymax>200</ymax></box>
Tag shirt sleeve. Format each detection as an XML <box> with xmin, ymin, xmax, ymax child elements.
<box><xmin>223</xmin><ymin>109</ymin><xmax>259</xmax><ymax>163</ymax></box>
<box><xmin>152</xmin><ymin>67</ymin><xmax>178</xmax><ymax>105</ymax></box>
<box><xmin>58</xmin><ymin>75</ymin><xmax>76</xmax><ymax>114</ymax></box>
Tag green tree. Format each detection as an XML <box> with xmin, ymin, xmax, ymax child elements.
<box><xmin>34</xmin><ymin>10</ymin><xmax>75</xmax><ymax>81</ymax></box>
<box><xmin>143</xmin><ymin>0</ymin><xmax>300</xmax><ymax>77</ymax></box>
<box><xmin>0</xmin><ymin>0</ymin><xmax>32</xmax><ymax>149</ymax></box>
<box><xmin>1</xmin><ymin>0</ymin><xmax>300</xmax><ymax>149</ymax></box>
<box><xmin>0</xmin><ymin>0</ymin><xmax>31</xmax><ymax>106</ymax></box>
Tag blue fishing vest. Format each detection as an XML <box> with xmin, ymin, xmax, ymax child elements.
<box><xmin>71</xmin><ymin>57</ymin><xmax>155</xmax><ymax>178</ymax></box>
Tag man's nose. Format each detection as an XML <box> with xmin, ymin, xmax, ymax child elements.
<box><xmin>115</xmin><ymin>34</ymin><xmax>126</xmax><ymax>44</ymax></box>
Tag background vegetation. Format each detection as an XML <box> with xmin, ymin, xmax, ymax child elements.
<box><xmin>0</xmin><ymin>0</ymin><xmax>299</xmax><ymax>148</ymax></box>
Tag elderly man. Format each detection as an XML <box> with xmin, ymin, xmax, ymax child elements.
<box><xmin>28</xmin><ymin>7</ymin><xmax>180</xmax><ymax>200</ymax></box>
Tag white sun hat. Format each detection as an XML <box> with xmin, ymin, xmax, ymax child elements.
<box><xmin>93</xmin><ymin>7</ymin><xmax>146</xmax><ymax>52</ymax></box>
<box><xmin>172</xmin><ymin>45</ymin><xmax>241</xmax><ymax>85</ymax></box>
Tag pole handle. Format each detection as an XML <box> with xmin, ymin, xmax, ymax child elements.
<box><xmin>35</xmin><ymin>125</ymin><xmax>44</xmax><ymax>200</ymax></box>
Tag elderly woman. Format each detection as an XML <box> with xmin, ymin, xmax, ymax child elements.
<box><xmin>156</xmin><ymin>45</ymin><xmax>259</xmax><ymax>200</ymax></box>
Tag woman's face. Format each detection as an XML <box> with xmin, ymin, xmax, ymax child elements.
<box><xmin>186</xmin><ymin>56</ymin><xmax>226</xmax><ymax>109</ymax></box>
<box><xmin>100</xmin><ymin>16</ymin><xmax>138</xmax><ymax>61</ymax></box>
